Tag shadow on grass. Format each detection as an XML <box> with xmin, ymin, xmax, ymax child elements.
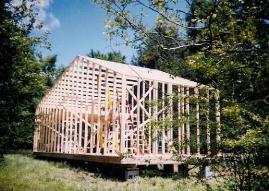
<box><xmin>33</xmin><ymin>155</ymin><xmax>194</xmax><ymax>181</ymax></box>
<box><xmin>33</xmin><ymin>155</ymin><xmax>129</xmax><ymax>181</ymax></box>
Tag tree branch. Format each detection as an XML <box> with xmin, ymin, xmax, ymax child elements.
<box><xmin>134</xmin><ymin>0</ymin><xmax>204</xmax><ymax>30</ymax></box>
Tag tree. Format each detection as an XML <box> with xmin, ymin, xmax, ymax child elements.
<box><xmin>87</xmin><ymin>49</ymin><xmax>126</xmax><ymax>63</ymax></box>
<box><xmin>132</xmin><ymin>24</ymin><xmax>196</xmax><ymax>77</ymax></box>
<box><xmin>94</xmin><ymin>0</ymin><xmax>269</xmax><ymax>189</ymax></box>
<box><xmin>184</xmin><ymin>1</ymin><xmax>269</xmax><ymax>189</ymax></box>
<box><xmin>41</xmin><ymin>55</ymin><xmax>65</xmax><ymax>87</ymax></box>
<box><xmin>133</xmin><ymin>24</ymin><xmax>183</xmax><ymax>72</ymax></box>
<box><xmin>0</xmin><ymin>0</ymin><xmax>53</xmax><ymax>154</ymax></box>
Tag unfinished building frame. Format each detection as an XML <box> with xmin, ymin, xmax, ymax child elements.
<box><xmin>33</xmin><ymin>55</ymin><xmax>220</xmax><ymax>165</ymax></box>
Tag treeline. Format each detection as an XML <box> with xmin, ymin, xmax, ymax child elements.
<box><xmin>0</xmin><ymin>1</ymin><xmax>63</xmax><ymax>154</ymax></box>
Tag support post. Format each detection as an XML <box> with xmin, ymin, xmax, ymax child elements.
<box><xmin>162</xmin><ymin>83</ymin><xmax>165</xmax><ymax>154</ymax></box>
<box><xmin>153</xmin><ymin>81</ymin><xmax>158</xmax><ymax>154</ymax></box>
<box><xmin>136</xmin><ymin>79</ymin><xmax>141</xmax><ymax>155</ymax></box>
<box><xmin>61</xmin><ymin>108</ymin><xmax>65</xmax><ymax>153</ymax></box>
<box><xmin>148</xmin><ymin>81</ymin><xmax>152</xmax><ymax>154</ymax></box>
<box><xmin>47</xmin><ymin>108</ymin><xmax>51</xmax><ymax>152</ymax></box>
<box><xmin>96</xmin><ymin>66</ymin><xmax>102</xmax><ymax>154</ymax></box>
<box><xmin>180</xmin><ymin>86</ymin><xmax>185</xmax><ymax>155</ymax></box>
<box><xmin>104</xmin><ymin>69</ymin><xmax>109</xmax><ymax>155</ymax></box>
<box><xmin>84</xmin><ymin>62</ymin><xmax>90</xmax><ymax>153</ymax></box>
<box><xmin>168</xmin><ymin>83</ymin><xmax>173</xmax><ymax>154</ymax></box>
<box><xmin>195</xmin><ymin>87</ymin><xmax>200</xmax><ymax>156</ymax></box>
<box><xmin>177</xmin><ymin>86</ymin><xmax>181</xmax><ymax>154</ymax></box>
<box><xmin>206</xmin><ymin>88</ymin><xmax>211</xmax><ymax>155</ymax></box>
<box><xmin>112</xmin><ymin>72</ymin><xmax>117</xmax><ymax>155</ymax></box>
<box><xmin>215</xmin><ymin>89</ymin><xmax>221</xmax><ymax>155</ymax></box>
<box><xmin>90</xmin><ymin>63</ymin><xmax>96</xmax><ymax>154</ymax></box>
<box><xmin>186</xmin><ymin>87</ymin><xmax>190</xmax><ymax>155</ymax></box>
<box><xmin>121</xmin><ymin>75</ymin><xmax>127</xmax><ymax>153</ymax></box>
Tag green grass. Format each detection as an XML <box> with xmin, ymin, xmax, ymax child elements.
<box><xmin>0</xmin><ymin>154</ymin><xmax>227</xmax><ymax>191</ymax></box>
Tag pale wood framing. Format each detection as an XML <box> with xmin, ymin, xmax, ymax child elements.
<box><xmin>34</xmin><ymin>55</ymin><xmax>220</xmax><ymax>165</ymax></box>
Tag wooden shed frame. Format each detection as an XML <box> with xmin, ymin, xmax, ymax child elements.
<box><xmin>33</xmin><ymin>55</ymin><xmax>220</xmax><ymax>166</ymax></box>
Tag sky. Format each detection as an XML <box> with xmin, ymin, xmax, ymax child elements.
<box><xmin>40</xmin><ymin>0</ymin><xmax>135</xmax><ymax>66</ymax></box>
<box><xmin>31</xmin><ymin>0</ymin><xmax>189</xmax><ymax>66</ymax></box>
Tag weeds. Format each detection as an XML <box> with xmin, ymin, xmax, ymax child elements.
<box><xmin>0</xmin><ymin>154</ymin><xmax>228</xmax><ymax>191</ymax></box>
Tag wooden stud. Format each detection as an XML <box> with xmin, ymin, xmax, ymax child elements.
<box><xmin>215</xmin><ymin>90</ymin><xmax>221</xmax><ymax>155</ymax></box>
<box><xmin>104</xmin><ymin>69</ymin><xmax>109</xmax><ymax>155</ymax></box>
<box><xmin>141</xmin><ymin>81</ymin><xmax>145</xmax><ymax>154</ymax></box>
<box><xmin>96</xmin><ymin>66</ymin><xmax>102</xmax><ymax>154</ymax></box>
<box><xmin>168</xmin><ymin>83</ymin><xmax>173</xmax><ymax>154</ymax></box>
<box><xmin>61</xmin><ymin>108</ymin><xmax>65</xmax><ymax>153</ymax></box>
<box><xmin>136</xmin><ymin>79</ymin><xmax>141</xmax><ymax>155</ymax></box>
<box><xmin>90</xmin><ymin>63</ymin><xmax>96</xmax><ymax>154</ymax></box>
<box><xmin>195</xmin><ymin>87</ymin><xmax>200</xmax><ymax>155</ymax></box>
<box><xmin>177</xmin><ymin>86</ymin><xmax>181</xmax><ymax>155</ymax></box>
<box><xmin>84</xmin><ymin>62</ymin><xmax>90</xmax><ymax>153</ymax></box>
<box><xmin>57</xmin><ymin>108</ymin><xmax>60</xmax><ymax>153</ymax></box>
<box><xmin>49</xmin><ymin>108</ymin><xmax>54</xmax><ymax>152</ymax></box>
<box><xmin>152</xmin><ymin>81</ymin><xmax>158</xmax><ymax>155</ymax></box>
<box><xmin>74</xmin><ymin>108</ymin><xmax>78</xmax><ymax>154</ymax></box>
<box><xmin>186</xmin><ymin>87</ymin><xmax>190</xmax><ymax>156</ymax></box>
<box><xmin>40</xmin><ymin>108</ymin><xmax>44</xmax><ymax>151</ymax></box>
<box><xmin>54</xmin><ymin>108</ymin><xmax>58</xmax><ymax>152</ymax></box>
<box><xmin>74</xmin><ymin>64</ymin><xmax>79</xmax><ymax>154</ymax></box>
<box><xmin>112</xmin><ymin>72</ymin><xmax>117</xmax><ymax>155</ymax></box>
<box><xmin>55</xmin><ymin>108</ymin><xmax>59</xmax><ymax>153</ymax></box>
<box><xmin>53</xmin><ymin>108</ymin><xmax>57</xmax><ymax>152</ymax></box>
<box><xmin>65</xmin><ymin>110</ymin><xmax>69</xmax><ymax>153</ymax></box>
<box><xmin>180</xmin><ymin>86</ymin><xmax>185</xmax><ymax>155</ymax></box>
<box><xmin>47</xmin><ymin>108</ymin><xmax>51</xmax><ymax>152</ymax></box>
<box><xmin>206</xmin><ymin>88</ymin><xmax>211</xmax><ymax>155</ymax></box>
<box><xmin>66</xmin><ymin>110</ymin><xmax>69</xmax><ymax>153</ymax></box>
<box><xmin>78</xmin><ymin>64</ymin><xmax>83</xmax><ymax>153</ymax></box>
<box><xmin>44</xmin><ymin>107</ymin><xmax>48</xmax><ymax>152</ymax></box>
<box><xmin>148</xmin><ymin>81</ymin><xmax>152</xmax><ymax>154</ymax></box>
<box><xmin>121</xmin><ymin>75</ymin><xmax>127</xmax><ymax>153</ymax></box>
<box><xmin>162</xmin><ymin>83</ymin><xmax>165</xmax><ymax>154</ymax></box>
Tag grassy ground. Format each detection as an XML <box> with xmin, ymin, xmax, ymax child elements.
<box><xmin>0</xmin><ymin>154</ymin><xmax>228</xmax><ymax>191</ymax></box>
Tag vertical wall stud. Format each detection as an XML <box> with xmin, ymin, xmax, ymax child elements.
<box><xmin>104</xmin><ymin>69</ymin><xmax>109</xmax><ymax>155</ymax></box>
<box><xmin>180</xmin><ymin>86</ymin><xmax>185</xmax><ymax>155</ymax></box>
<box><xmin>121</xmin><ymin>75</ymin><xmax>127</xmax><ymax>153</ymax></box>
<box><xmin>177</xmin><ymin>86</ymin><xmax>181</xmax><ymax>155</ymax></box>
<box><xmin>206</xmin><ymin>88</ymin><xmax>211</xmax><ymax>156</ymax></box>
<box><xmin>215</xmin><ymin>89</ymin><xmax>221</xmax><ymax>156</ymax></box>
<box><xmin>136</xmin><ymin>79</ymin><xmax>141</xmax><ymax>155</ymax></box>
<box><xmin>168</xmin><ymin>83</ymin><xmax>173</xmax><ymax>154</ymax></box>
<box><xmin>96</xmin><ymin>66</ymin><xmax>102</xmax><ymax>154</ymax></box>
<box><xmin>112</xmin><ymin>72</ymin><xmax>117</xmax><ymax>155</ymax></box>
<box><xmin>195</xmin><ymin>87</ymin><xmax>200</xmax><ymax>155</ymax></box>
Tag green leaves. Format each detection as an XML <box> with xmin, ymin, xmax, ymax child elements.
<box><xmin>0</xmin><ymin>0</ymin><xmax>54</xmax><ymax>152</ymax></box>
<box><xmin>87</xmin><ymin>49</ymin><xmax>126</xmax><ymax>63</ymax></box>
<box><xmin>94</xmin><ymin>0</ymin><xmax>269</xmax><ymax>189</ymax></box>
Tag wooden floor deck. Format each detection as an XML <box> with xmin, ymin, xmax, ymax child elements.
<box><xmin>34</xmin><ymin>152</ymin><xmax>122</xmax><ymax>165</ymax></box>
<box><xmin>34</xmin><ymin>152</ymin><xmax>208</xmax><ymax>166</ymax></box>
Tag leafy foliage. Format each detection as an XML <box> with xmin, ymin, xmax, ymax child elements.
<box><xmin>41</xmin><ymin>55</ymin><xmax>65</xmax><ymax>87</ymax></box>
<box><xmin>94</xmin><ymin>0</ymin><xmax>269</xmax><ymax>190</ymax></box>
<box><xmin>132</xmin><ymin>24</ymin><xmax>190</xmax><ymax>76</ymax></box>
<box><xmin>87</xmin><ymin>49</ymin><xmax>126</xmax><ymax>63</ymax></box>
<box><xmin>0</xmin><ymin>0</ymin><xmax>61</xmax><ymax>154</ymax></box>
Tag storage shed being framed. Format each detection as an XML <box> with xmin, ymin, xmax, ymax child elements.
<box><xmin>33</xmin><ymin>55</ymin><xmax>220</xmax><ymax>166</ymax></box>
